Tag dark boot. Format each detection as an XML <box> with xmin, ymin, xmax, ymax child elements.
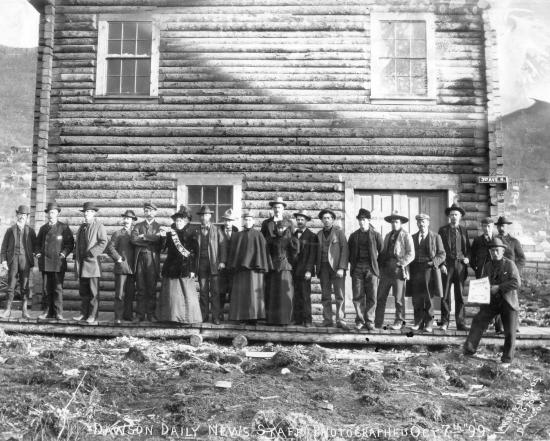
<box><xmin>2</xmin><ymin>301</ymin><xmax>12</xmax><ymax>319</ymax></box>
<box><xmin>21</xmin><ymin>298</ymin><xmax>30</xmax><ymax>319</ymax></box>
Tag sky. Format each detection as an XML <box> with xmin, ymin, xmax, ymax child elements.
<box><xmin>0</xmin><ymin>0</ymin><xmax>548</xmax><ymax>114</ymax></box>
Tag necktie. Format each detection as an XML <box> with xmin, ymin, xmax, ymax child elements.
<box><xmin>420</xmin><ymin>233</ymin><xmax>424</xmax><ymax>243</ymax></box>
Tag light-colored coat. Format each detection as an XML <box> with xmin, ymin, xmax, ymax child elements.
<box><xmin>74</xmin><ymin>220</ymin><xmax>108</xmax><ymax>278</ymax></box>
<box><xmin>380</xmin><ymin>229</ymin><xmax>415</xmax><ymax>280</ymax></box>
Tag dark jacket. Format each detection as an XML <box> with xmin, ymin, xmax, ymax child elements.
<box><xmin>438</xmin><ymin>224</ymin><xmax>471</xmax><ymax>264</ymax></box>
<box><xmin>347</xmin><ymin>226</ymin><xmax>383</xmax><ymax>277</ymax></box>
<box><xmin>267</xmin><ymin>230</ymin><xmax>300</xmax><ymax>272</ymax></box>
<box><xmin>410</xmin><ymin>230</ymin><xmax>446</xmax><ymax>297</ymax></box>
<box><xmin>161</xmin><ymin>224</ymin><xmax>198</xmax><ymax>279</ymax></box>
<box><xmin>106</xmin><ymin>228</ymin><xmax>135</xmax><ymax>275</ymax></box>
<box><xmin>36</xmin><ymin>221</ymin><xmax>75</xmax><ymax>273</ymax></box>
<box><xmin>74</xmin><ymin>220</ymin><xmax>108</xmax><ymax>278</ymax></box>
<box><xmin>470</xmin><ymin>234</ymin><xmax>493</xmax><ymax>278</ymax></box>
<box><xmin>228</xmin><ymin>227</ymin><xmax>271</xmax><ymax>272</ymax></box>
<box><xmin>316</xmin><ymin>226</ymin><xmax>349</xmax><ymax>273</ymax></box>
<box><xmin>481</xmin><ymin>257</ymin><xmax>521</xmax><ymax>311</ymax></box>
<box><xmin>194</xmin><ymin>223</ymin><xmax>227</xmax><ymax>275</ymax></box>
<box><xmin>1</xmin><ymin>224</ymin><xmax>36</xmax><ymax>267</ymax></box>
<box><xmin>293</xmin><ymin>228</ymin><xmax>318</xmax><ymax>277</ymax></box>
<box><xmin>499</xmin><ymin>234</ymin><xmax>526</xmax><ymax>271</ymax></box>
<box><xmin>131</xmin><ymin>220</ymin><xmax>163</xmax><ymax>276</ymax></box>
<box><xmin>261</xmin><ymin>216</ymin><xmax>282</xmax><ymax>240</ymax></box>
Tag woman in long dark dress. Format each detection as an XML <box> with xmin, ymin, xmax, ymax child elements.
<box><xmin>156</xmin><ymin>206</ymin><xmax>202</xmax><ymax>324</ymax></box>
<box><xmin>266</xmin><ymin>219</ymin><xmax>300</xmax><ymax>325</ymax></box>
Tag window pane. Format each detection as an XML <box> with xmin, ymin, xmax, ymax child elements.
<box><xmin>123</xmin><ymin>39</ymin><xmax>137</xmax><ymax>55</ymax></box>
<box><xmin>379</xmin><ymin>39</ymin><xmax>395</xmax><ymax>57</ymax></box>
<box><xmin>380</xmin><ymin>58</ymin><xmax>395</xmax><ymax>77</ymax></box>
<box><xmin>411</xmin><ymin>40</ymin><xmax>426</xmax><ymax>58</ymax></box>
<box><xmin>396</xmin><ymin>59</ymin><xmax>410</xmax><ymax>76</ymax></box>
<box><xmin>396</xmin><ymin>77</ymin><xmax>411</xmax><ymax>93</ymax></box>
<box><xmin>381</xmin><ymin>76</ymin><xmax>397</xmax><ymax>93</ymax></box>
<box><xmin>121</xmin><ymin>59</ymin><xmax>136</xmax><ymax>77</ymax></box>
<box><xmin>109</xmin><ymin>22</ymin><xmax>122</xmax><ymax>39</ymax></box>
<box><xmin>380</xmin><ymin>22</ymin><xmax>395</xmax><ymax>40</ymax></box>
<box><xmin>217</xmin><ymin>204</ymin><xmax>232</xmax><ymax>223</ymax></box>
<box><xmin>188</xmin><ymin>186</ymin><xmax>202</xmax><ymax>205</ymax></box>
<box><xmin>108</xmin><ymin>39</ymin><xmax>121</xmax><ymax>55</ymax></box>
<box><xmin>188</xmin><ymin>205</ymin><xmax>201</xmax><ymax>219</ymax></box>
<box><xmin>107</xmin><ymin>76</ymin><xmax>120</xmax><ymax>94</ymax></box>
<box><xmin>395</xmin><ymin>39</ymin><xmax>410</xmax><ymax>57</ymax></box>
<box><xmin>136</xmin><ymin>76</ymin><xmax>150</xmax><ymax>94</ymax></box>
<box><xmin>203</xmin><ymin>187</ymin><xmax>216</xmax><ymax>204</ymax></box>
<box><xmin>136</xmin><ymin>59</ymin><xmax>151</xmax><ymax>76</ymax></box>
<box><xmin>123</xmin><ymin>22</ymin><xmax>137</xmax><ymax>42</ymax></box>
<box><xmin>411</xmin><ymin>59</ymin><xmax>426</xmax><ymax>77</ymax></box>
<box><xmin>412</xmin><ymin>77</ymin><xmax>427</xmax><ymax>95</ymax></box>
<box><xmin>395</xmin><ymin>22</ymin><xmax>411</xmax><ymax>39</ymax></box>
<box><xmin>137</xmin><ymin>40</ymin><xmax>151</xmax><ymax>56</ymax></box>
<box><xmin>137</xmin><ymin>22</ymin><xmax>152</xmax><ymax>40</ymax></box>
<box><xmin>121</xmin><ymin>76</ymin><xmax>135</xmax><ymax>94</ymax></box>
<box><xmin>107</xmin><ymin>59</ymin><xmax>121</xmax><ymax>76</ymax></box>
<box><xmin>412</xmin><ymin>22</ymin><xmax>426</xmax><ymax>40</ymax></box>
<box><xmin>218</xmin><ymin>186</ymin><xmax>232</xmax><ymax>204</ymax></box>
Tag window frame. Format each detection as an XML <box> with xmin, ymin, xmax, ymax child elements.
<box><xmin>95</xmin><ymin>13</ymin><xmax>160</xmax><ymax>98</ymax></box>
<box><xmin>176</xmin><ymin>174</ymin><xmax>243</xmax><ymax>225</ymax></box>
<box><xmin>370</xmin><ymin>12</ymin><xmax>436</xmax><ymax>102</ymax></box>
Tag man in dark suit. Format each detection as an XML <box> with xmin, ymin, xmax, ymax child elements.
<box><xmin>35</xmin><ymin>202</ymin><xmax>75</xmax><ymax>320</ymax></box>
<box><xmin>316</xmin><ymin>208</ymin><xmax>349</xmax><ymax>329</ymax></box>
<box><xmin>292</xmin><ymin>210</ymin><xmax>318</xmax><ymax>327</ymax></box>
<box><xmin>347</xmin><ymin>208</ymin><xmax>383</xmax><ymax>331</ymax></box>
<box><xmin>470</xmin><ymin>217</ymin><xmax>495</xmax><ymax>278</ymax></box>
<box><xmin>131</xmin><ymin>201</ymin><xmax>163</xmax><ymax>322</ymax></box>
<box><xmin>464</xmin><ymin>237</ymin><xmax>521</xmax><ymax>365</ymax></box>
<box><xmin>74</xmin><ymin>202</ymin><xmax>108</xmax><ymax>324</ymax></box>
<box><xmin>195</xmin><ymin>205</ymin><xmax>226</xmax><ymax>324</ymax></box>
<box><xmin>409</xmin><ymin>213</ymin><xmax>446</xmax><ymax>333</ymax></box>
<box><xmin>106</xmin><ymin>210</ymin><xmax>137</xmax><ymax>324</ymax></box>
<box><xmin>438</xmin><ymin>203</ymin><xmax>471</xmax><ymax>331</ymax></box>
<box><xmin>1</xmin><ymin>205</ymin><xmax>37</xmax><ymax>318</ymax></box>
<box><xmin>218</xmin><ymin>208</ymin><xmax>239</xmax><ymax>322</ymax></box>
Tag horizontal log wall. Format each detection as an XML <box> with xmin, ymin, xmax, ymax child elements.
<box><xmin>35</xmin><ymin>0</ymin><xmax>491</xmax><ymax>310</ymax></box>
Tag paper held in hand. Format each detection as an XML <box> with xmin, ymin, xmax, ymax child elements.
<box><xmin>467</xmin><ymin>277</ymin><xmax>490</xmax><ymax>304</ymax></box>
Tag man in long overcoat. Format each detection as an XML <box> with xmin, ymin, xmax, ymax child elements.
<box><xmin>1</xmin><ymin>205</ymin><xmax>36</xmax><ymax>318</ymax></box>
<box><xmin>464</xmin><ymin>238</ymin><xmax>521</xmax><ymax>365</ymax></box>
<box><xmin>292</xmin><ymin>210</ymin><xmax>318</xmax><ymax>327</ymax></box>
<box><xmin>74</xmin><ymin>202</ymin><xmax>108</xmax><ymax>323</ymax></box>
<box><xmin>35</xmin><ymin>202</ymin><xmax>74</xmax><ymax>319</ymax></box>
<box><xmin>131</xmin><ymin>201</ymin><xmax>163</xmax><ymax>322</ymax></box>
<box><xmin>438</xmin><ymin>203</ymin><xmax>471</xmax><ymax>331</ymax></box>
<box><xmin>106</xmin><ymin>210</ymin><xmax>137</xmax><ymax>323</ymax></box>
<box><xmin>409</xmin><ymin>213</ymin><xmax>446</xmax><ymax>332</ymax></box>
<box><xmin>470</xmin><ymin>217</ymin><xmax>495</xmax><ymax>278</ymax></box>
<box><xmin>347</xmin><ymin>208</ymin><xmax>383</xmax><ymax>331</ymax></box>
<box><xmin>375</xmin><ymin>211</ymin><xmax>415</xmax><ymax>330</ymax></box>
<box><xmin>195</xmin><ymin>205</ymin><xmax>226</xmax><ymax>324</ymax></box>
<box><xmin>218</xmin><ymin>208</ymin><xmax>239</xmax><ymax>322</ymax></box>
<box><xmin>316</xmin><ymin>208</ymin><xmax>349</xmax><ymax>329</ymax></box>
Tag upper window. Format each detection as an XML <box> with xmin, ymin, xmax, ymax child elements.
<box><xmin>371</xmin><ymin>13</ymin><xmax>436</xmax><ymax>101</ymax></box>
<box><xmin>188</xmin><ymin>185</ymin><xmax>234</xmax><ymax>224</ymax></box>
<box><xmin>96</xmin><ymin>15</ymin><xmax>159</xmax><ymax>97</ymax></box>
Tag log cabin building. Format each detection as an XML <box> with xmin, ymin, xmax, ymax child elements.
<box><xmin>27</xmin><ymin>0</ymin><xmax>505</xmax><ymax>313</ymax></box>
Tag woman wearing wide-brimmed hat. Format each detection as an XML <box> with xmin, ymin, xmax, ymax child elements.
<box><xmin>156</xmin><ymin>206</ymin><xmax>202</xmax><ymax>324</ymax></box>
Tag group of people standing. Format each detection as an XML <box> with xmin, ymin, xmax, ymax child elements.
<box><xmin>1</xmin><ymin>198</ymin><xmax>524</xmax><ymax>364</ymax></box>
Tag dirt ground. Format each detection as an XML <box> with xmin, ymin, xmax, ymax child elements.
<box><xmin>0</xmin><ymin>327</ymin><xmax>548</xmax><ymax>441</ymax></box>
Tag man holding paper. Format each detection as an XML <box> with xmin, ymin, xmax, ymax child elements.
<box><xmin>463</xmin><ymin>237</ymin><xmax>521</xmax><ymax>365</ymax></box>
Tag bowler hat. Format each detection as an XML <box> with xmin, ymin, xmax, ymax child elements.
<box><xmin>269</xmin><ymin>197</ymin><xmax>287</xmax><ymax>208</ymax></box>
<box><xmin>171</xmin><ymin>205</ymin><xmax>192</xmax><ymax>221</ymax></box>
<box><xmin>488</xmin><ymin>237</ymin><xmax>507</xmax><ymax>249</ymax></box>
<box><xmin>318</xmin><ymin>208</ymin><xmax>336</xmax><ymax>220</ymax></box>
<box><xmin>143</xmin><ymin>201</ymin><xmax>158</xmax><ymax>210</ymax></box>
<box><xmin>79</xmin><ymin>202</ymin><xmax>99</xmax><ymax>212</ymax></box>
<box><xmin>496</xmin><ymin>216</ymin><xmax>513</xmax><ymax>226</ymax></box>
<box><xmin>445</xmin><ymin>203</ymin><xmax>465</xmax><ymax>217</ymax></box>
<box><xmin>221</xmin><ymin>208</ymin><xmax>236</xmax><ymax>221</ymax></box>
<box><xmin>293</xmin><ymin>210</ymin><xmax>311</xmax><ymax>222</ymax></box>
<box><xmin>121</xmin><ymin>210</ymin><xmax>137</xmax><ymax>221</ymax></box>
<box><xmin>384</xmin><ymin>211</ymin><xmax>409</xmax><ymax>224</ymax></box>
<box><xmin>481</xmin><ymin>216</ymin><xmax>494</xmax><ymax>225</ymax></box>
<box><xmin>197</xmin><ymin>205</ymin><xmax>215</xmax><ymax>215</ymax></box>
<box><xmin>356</xmin><ymin>208</ymin><xmax>371</xmax><ymax>220</ymax></box>
<box><xmin>44</xmin><ymin>202</ymin><xmax>61</xmax><ymax>213</ymax></box>
<box><xmin>16</xmin><ymin>205</ymin><xmax>31</xmax><ymax>215</ymax></box>
<box><xmin>415</xmin><ymin>213</ymin><xmax>430</xmax><ymax>221</ymax></box>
